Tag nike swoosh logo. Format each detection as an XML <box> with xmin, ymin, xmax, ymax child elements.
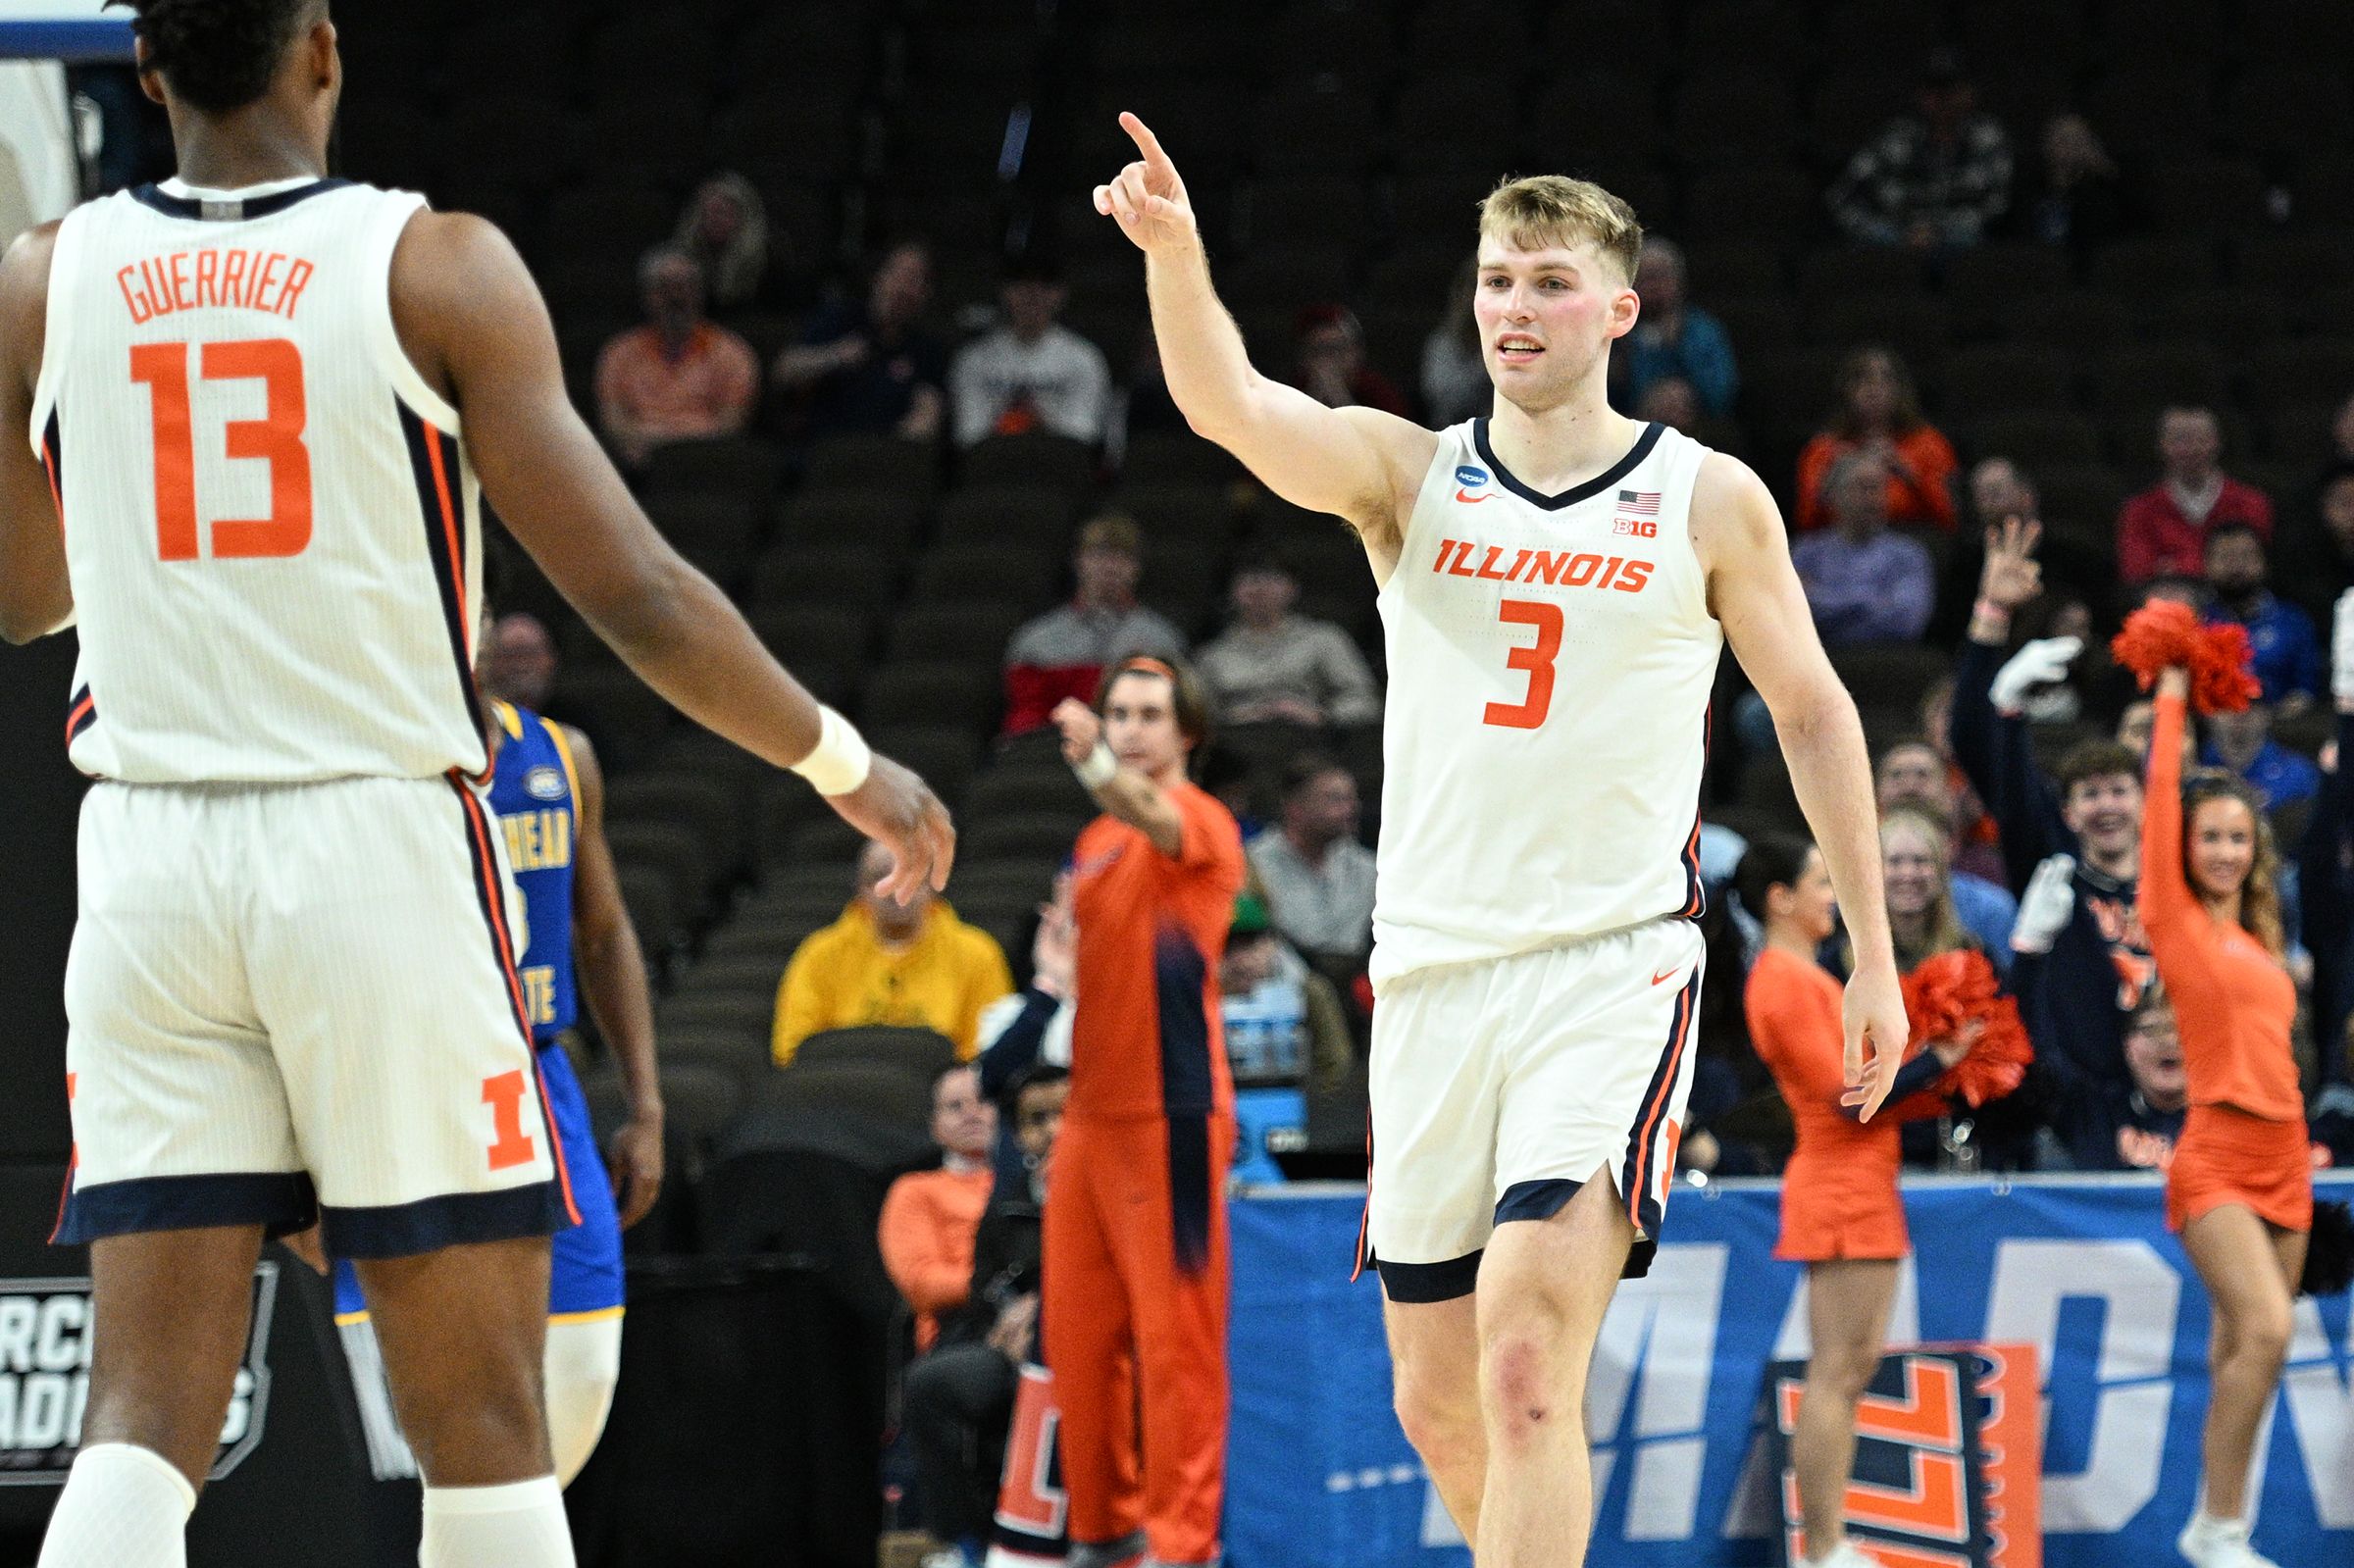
<box><xmin>1455</xmin><ymin>487</ymin><xmax>1493</xmax><ymax>503</ymax></box>
<box><xmin>1651</xmin><ymin>967</ymin><xmax>1681</xmax><ymax>986</ymax></box>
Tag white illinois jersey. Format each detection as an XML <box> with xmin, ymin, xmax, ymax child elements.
<box><xmin>29</xmin><ymin>176</ymin><xmax>487</xmax><ymax>784</ymax></box>
<box><xmin>1370</xmin><ymin>418</ymin><xmax>1721</xmax><ymax>986</ymax></box>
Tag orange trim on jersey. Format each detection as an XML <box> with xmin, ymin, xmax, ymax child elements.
<box><xmin>39</xmin><ymin>439</ymin><xmax>63</xmax><ymax>530</ymax></box>
<box><xmin>453</xmin><ymin>777</ymin><xmax>536</xmax><ymax>1041</ymax></box>
<box><xmin>63</xmin><ymin>692</ymin><xmax>94</xmax><ymax>747</ymax></box>
<box><xmin>421</xmin><ymin>420</ymin><xmax>468</xmax><ymax>658</ymax></box>
<box><xmin>534</xmin><ymin>1056</ymin><xmax>585</xmax><ymax>1229</ymax></box>
<box><xmin>49</xmin><ymin>1073</ymin><xmax>77</xmax><ymax>1244</ymax></box>
<box><xmin>1627</xmin><ymin>977</ymin><xmax>1696</xmax><ymax>1232</ymax></box>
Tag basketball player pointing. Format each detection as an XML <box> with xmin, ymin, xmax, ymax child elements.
<box><xmin>1097</xmin><ymin>114</ymin><xmax>1907</xmax><ymax>1566</ymax></box>
<box><xmin>0</xmin><ymin>5</ymin><xmax>948</xmax><ymax>1566</ymax></box>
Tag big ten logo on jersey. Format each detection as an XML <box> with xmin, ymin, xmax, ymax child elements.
<box><xmin>0</xmin><ymin>1265</ymin><xmax>280</xmax><ymax>1484</ymax></box>
<box><xmin>1613</xmin><ymin>517</ymin><xmax>1659</xmax><ymax>537</ymax></box>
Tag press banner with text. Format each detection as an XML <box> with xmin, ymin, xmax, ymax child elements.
<box><xmin>1226</xmin><ymin>1176</ymin><xmax>2354</xmax><ymax>1568</ymax></box>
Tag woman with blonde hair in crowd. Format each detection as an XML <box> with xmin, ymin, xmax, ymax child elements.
<box><xmin>674</xmin><ymin>172</ymin><xmax>772</xmax><ymax>310</ymax></box>
<box><xmin>1874</xmin><ymin>807</ymin><xmax>1976</xmax><ymax>975</ymax></box>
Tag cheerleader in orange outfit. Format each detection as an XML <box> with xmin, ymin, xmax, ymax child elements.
<box><xmin>1737</xmin><ymin>835</ymin><xmax>1970</xmax><ymax>1568</ymax></box>
<box><xmin>2138</xmin><ymin>662</ymin><xmax>2310</xmax><ymax>1568</ymax></box>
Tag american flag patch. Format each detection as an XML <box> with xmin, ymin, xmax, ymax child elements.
<box><xmin>1617</xmin><ymin>489</ymin><xmax>1661</xmax><ymax>515</ymax></box>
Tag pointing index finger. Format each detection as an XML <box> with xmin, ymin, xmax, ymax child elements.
<box><xmin>1120</xmin><ymin>111</ymin><xmax>1173</xmax><ymax>172</ymax></box>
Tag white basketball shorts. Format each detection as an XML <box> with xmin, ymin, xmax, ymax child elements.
<box><xmin>1361</xmin><ymin>917</ymin><xmax>1706</xmax><ymax>1301</ymax></box>
<box><xmin>55</xmin><ymin>776</ymin><xmax>575</xmax><ymax>1257</ymax></box>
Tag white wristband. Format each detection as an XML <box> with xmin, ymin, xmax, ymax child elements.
<box><xmin>790</xmin><ymin>705</ymin><xmax>872</xmax><ymax>796</ymax></box>
<box><xmin>1073</xmin><ymin>739</ymin><xmax>1118</xmax><ymax>789</ymax></box>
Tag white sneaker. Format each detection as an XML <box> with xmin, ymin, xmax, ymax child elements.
<box><xmin>2177</xmin><ymin>1512</ymin><xmax>2281</xmax><ymax>1568</ymax></box>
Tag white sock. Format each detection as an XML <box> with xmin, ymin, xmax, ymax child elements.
<box><xmin>419</xmin><ymin>1476</ymin><xmax>575</xmax><ymax>1567</ymax></box>
<box><xmin>37</xmin><ymin>1442</ymin><xmax>195</xmax><ymax>1568</ymax></box>
<box><xmin>543</xmin><ymin>1316</ymin><xmax>623</xmax><ymax>1488</ymax></box>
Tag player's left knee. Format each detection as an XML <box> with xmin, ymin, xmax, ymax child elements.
<box><xmin>543</xmin><ymin>1317</ymin><xmax>623</xmax><ymax>1488</ymax></box>
<box><xmin>1477</xmin><ymin>1307</ymin><xmax>1588</xmax><ymax>1449</ymax></box>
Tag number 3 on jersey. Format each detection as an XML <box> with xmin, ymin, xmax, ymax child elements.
<box><xmin>129</xmin><ymin>337</ymin><xmax>313</xmax><ymax>561</ymax></box>
<box><xmin>1484</xmin><ymin>599</ymin><xmax>1563</xmax><ymax>729</ymax></box>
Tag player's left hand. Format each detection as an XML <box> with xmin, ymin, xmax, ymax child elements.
<box><xmin>607</xmin><ymin>1115</ymin><xmax>666</xmax><ymax>1230</ymax></box>
<box><xmin>1051</xmin><ymin>697</ymin><xmax>1103</xmax><ymax>764</ymax></box>
<box><xmin>1840</xmin><ymin>959</ymin><xmax>1909</xmax><ymax>1122</ymax></box>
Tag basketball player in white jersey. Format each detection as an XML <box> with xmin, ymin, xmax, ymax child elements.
<box><xmin>0</xmin><ymin>5</ymin><xmax>951</xmax><ymax>1566</ymax></box>
<box><xmin>1095</xmin><ymin>116</ymin><xmax>1908</xmax><ymax>1568</ymax></box>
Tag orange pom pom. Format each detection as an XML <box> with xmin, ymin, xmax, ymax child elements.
<box><xmin>1899</xmin><ymin>949</ymin><xmax>2034</xmax><ymax>1108</ymax></box>
<box><xmin>2109</xmin><ymin>601</ymin><xmax>2260</xmax><ymax>714</ymax></box>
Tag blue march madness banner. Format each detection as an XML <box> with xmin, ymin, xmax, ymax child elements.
<box><xmin>1227</xmin><ymin>1175</ymin><xmax>2354</xmax><ymax>1568</ymax></box>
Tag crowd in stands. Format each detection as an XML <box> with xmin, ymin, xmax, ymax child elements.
<box><xmin>305</xmin><ymin>4</ymin><xmax>2354</xmax><ymax>1554</ymax></box>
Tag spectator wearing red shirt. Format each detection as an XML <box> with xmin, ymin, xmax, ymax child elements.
<box><xmin>1292</xmin><ymin>304</ymin><xmax>1409</xmax><ymax>417</ymax></box>
<box><xmin>1794</xmin><ymin>346</ymin><xmax>1958</xmax><ymax>533</ymax></box>
<box><xmin>592</xmin><ymin>244</ymin><xmax>760</xmax><ymax>468</ymax></box>
<box><xmin>1000</xmin><ymin>514</ymin><xmax>1187</xmax><ymax>736</ymax></box>
<box><xmin>2117</xmin><ymin>407</ymin><xmax>2275</xmax><ymax>585</ymax></box>
<box><xmin>1044</xmin><ymin>658</ymin><xmax>1246</xmax><ymax>1568</ymax></box>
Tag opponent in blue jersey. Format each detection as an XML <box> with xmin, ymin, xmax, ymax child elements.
<box><xmin>328</xmin><ymin>655</ymin><xmax>663</xmax><ymax>1488</ymax></box>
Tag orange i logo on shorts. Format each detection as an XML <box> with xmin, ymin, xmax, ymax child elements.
<box><xmin>482</xmin><ymin>1071</ymin><xmax>537</xmax><ymax>1171</ymax></box>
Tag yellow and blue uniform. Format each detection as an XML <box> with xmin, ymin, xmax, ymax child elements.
<box><xmin>333</xmin><ymin>702</ymin><xmax>625</xmax><ymax>1324</ymax></box>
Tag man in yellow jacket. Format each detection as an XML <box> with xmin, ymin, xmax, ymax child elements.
<box><xmin>772</xmin><ymin>840</ymin><xmax>1016</xmax><ymax>1066</ymax></box>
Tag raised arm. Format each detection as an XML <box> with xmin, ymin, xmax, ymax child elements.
<box><xmin>0</xmin><ymin>222</ymin><xmax>72</xmax><ymax>645</ymax></box>
<box><xmin>388</xmin><ymin>211</ymin><xmax>951</xmax><ymax>899</ymax></box>
<box><xmin>1095</xmin><ymin>114</ymin><xmax>1436</xmax><ymax>566</ymax></box>
<box><xmin>1697</xmin><ymin>453</ymin><xmax>1908</xmax><ymax>1118</ymax></box>
<box><xmin>1052</xmin><ymin>696</ymin><xmax>1183</xmax><ymax>857</ymax></box>
<box><xmin>2137</xmin><ymin>673</ymin><xmax>2195</xmax><ymax>942</ymax></box>
<box><xmin>558</xmin><ymin>725</ymin><xmax>663</xmax><ymax>1229</ymax></box>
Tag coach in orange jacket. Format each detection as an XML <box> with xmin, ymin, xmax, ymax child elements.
<box><xmin>1046</xmin><ymin>657</ymin><xmax>1246</xmax><ymax>1568</ymax></box>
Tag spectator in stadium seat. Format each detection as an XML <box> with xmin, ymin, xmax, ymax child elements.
<box><xmin>1875</xmin><ymin>741</ymin><xmax>2017</xmax><ymax>956</ymax></box>
<box><xmin>1635</xmin><ymin>376</ymin><xmax>1749</xmax><ymax>460</ymax></box>
<box><xmin>949</xmin><ymin>255</ymin><xmax>1112</xmax><ymax>447</ymax></box>
<box><xmin>480</xmin><ymin>611</ymin><xmax>558</xmax><ymax>711</ymax></box>
<box><xmin>2202</xmin><ymin>703</ymin><xmax>2321</xmax><ymax>814</ymax></box>
<box><xmin>1827</xmin><ymin>49</ymin><xmax>2013</xmax><ymax>252</ymax></box>
<box><xmin>1291</xmin><ymin>304</ymin><xmax>1409</xmax><ymax>418</ymax></box>
<box><xmin>1419</xmin><ymin>257</ymin><xmax>1488</xmax><ymax>426</ymax></box>
<box><xmin>898</xmin><ymin>1066</ymin><xmax>1067</xmax><ymax>1566</ymax></box>
<box><xmin>1000</xmin><ymin>514</ymin><xmax>1187</xmax><ymax>736</ymax></box>
<box><xmin>1248</xmin><ymin>756</ymin><xmax>1376</xmax><ymax>967</ymax></box>
<box><xmin>592</xmin><ymin>243</ymin><xmax>760</xmax><ymax>468</ymax></box>
<box><xmin>774</xmin><ymin>240</ymin><xmax>945</xmax><ymax>440</ymax></box>
<box><xmin>1220</xmin><ymin>893</ymin><xmax>1355</xmax><ymax>1095</ymax></box>
<box><xmin>1794</xmin><ymin>346</ymin><xmax>1958</xmax><ymax>533</ymax></box>
<box><xmin>1792</xmin><ymin>451</ymin><xmax>1936</xmax><ymax>646</ymax></box>
<box><xmin>2279</xmin><ymin>463</ymin><xmax>2354</xmax><ymax>628</ymax></box>
<box><xmin>878</xmin><ymin>1065</ymin><xmax>999</xmax><ymax>1354</ymax></box>
<box><xmin>1954</xmin><ymin>521</ymin><xmax>2151</xmax><ymax>1093</ymax></box>
<box><xmin>672</xmin><ymin>172</ymin><xmax>773</xmax><ymax>312</ymax></box>
<box><xmin>771</xmin><ymin>841</ymin><xmax>1015</xmax><ymax>1067</ymax></box>
<box><xmin>2016</xmin><ymin>113</ymin><xmax>2127</xmax><ymax>253</ymax></box>
<box><xmin>1873</xmin><ymin>807</ymin><xmax>1990</xmax><ymax>975</ymax></box>
<box><xmin>2116</xmin><ymin>407</ymin><xmax>2276</xmax><ymax>585</ymax></box>
<box><xmin>1613</xmin><ymin>237</ymin><xmax>1737</xmax><ymax>417</ymax></box>
<box><xmin>1196</xmin><ymin>554</ymin><xmax>1382</xmax><ymax>730</ymax></box>
<box><xmin>2033</xmin><ymin>986</ymin><xmax>2187</xmax><ymax>1172</ymax></box>
<box><xmin>2202</xmin><ymin>523</ymin><xmax>2321</xmax><ymax>711</ymax></box>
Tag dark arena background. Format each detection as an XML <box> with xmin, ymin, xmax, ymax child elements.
<box><xmin>2</xmin><ymin>2</ymin><xmax>2353</xmax><ymax>1565</ymax></box>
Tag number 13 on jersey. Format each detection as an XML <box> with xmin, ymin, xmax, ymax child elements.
<box><xmin>128</xmin><ymin>337</ymin><xmax>314</xmax><ymax>562</ymax></box>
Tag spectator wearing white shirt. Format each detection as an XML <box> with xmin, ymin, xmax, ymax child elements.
<box><xmin>949</xmin><ymin>255</ymin><xmax>1111</xmax><ymax>448</ymax></box>
<box><xmin>1196</xmin><ymin>554</ymin><xmax>1382</xmax><ymax>730</ymax></box>
<box><xmin>1248</xmin><ymin>756</ymin><xmax>1377</xmax><ymax>966</ymax></box>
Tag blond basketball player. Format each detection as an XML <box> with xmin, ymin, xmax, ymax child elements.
<box><xmin>1094</xmin><ymin>115</ymin><xmax>1908</xmax><ymax>1567</ymax></box>
<box><xmin>0</xmin><ymin>4</ymin><xmax>950</xmax><ymax>1566</ymax></box>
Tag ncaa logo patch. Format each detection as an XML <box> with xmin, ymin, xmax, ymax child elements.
<box><xmin>526</xmin><ymin>766</ymin><xmax>567</xmax><ymax>802</ymax></box>
<box><xmin>1454</xmin><ymin>465</ymin><xmax>1488</xmax><ymax>487</ymax></box>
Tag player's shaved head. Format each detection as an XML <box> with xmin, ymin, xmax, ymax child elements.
<box><xmin>114</xmin><ymin>0</ymin><xmax>329</xmax><ymax>115</ymax></box>
<box><xmin>1478</xmin><ymin>175</ymin><xmax>1643</xmax><ymax>283</ymax></box>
